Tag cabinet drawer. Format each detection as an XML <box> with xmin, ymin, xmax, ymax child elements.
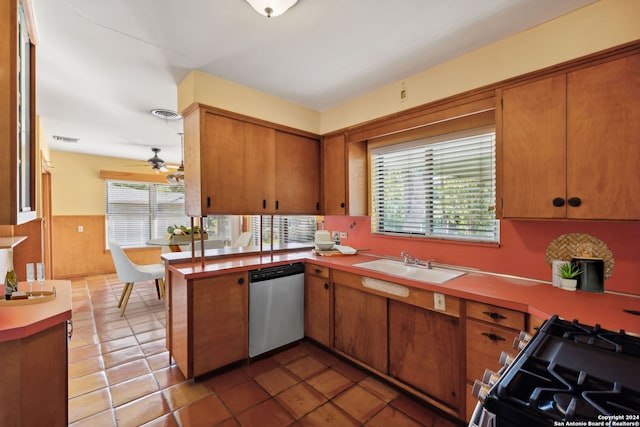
<box><xmin>527</xmin><ymin>314</ymin><xmax>546</xmax><ymax>335</ymax></box>
<box><xmin>305</xmin><ymin>263</ymin><xmax>329</xmax><ymax>278</ymax></box>
<box><xmin>466</xmin><ymin>318</ymin><xmax>520</xmax><ymax>382</ymax></box>
<box><xmin>467</xmin><ymin>301</ymin><xmax>525</xmax><ymax>330</ymax></box>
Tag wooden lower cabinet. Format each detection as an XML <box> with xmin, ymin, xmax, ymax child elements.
<box><xmin>388</xmin><ymin>300</ymin><xmax>463</xmax><ymax>411</ymax></box>
<box><xmin>304</xmin><ymin>264</ymin><xmax>332</xmax><ymax>347</ymax></box>
<box><xmin>333</xmin><ymin>283</ymin><xmax>388</xmax><ymax>373</ymax></box>
<box><xmin>169</xmin><ymin>271</ymin><xmax>248</xmax><ymax>378</ymax></box>
<box><xmin>0</xmin><ymin>322</ymin><xmax>68</xmax><ymax>426</ymax></box>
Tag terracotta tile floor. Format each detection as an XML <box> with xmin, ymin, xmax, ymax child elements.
<box><xmin>68</xmin><ymin>275</ymin><xmax>464</xmax><ymax>426</ymax></box>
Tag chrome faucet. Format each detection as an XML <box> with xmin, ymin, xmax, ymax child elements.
<box><xmin>401</xmin><ymin>251</ymin><xmax>419</xmax><ymax>266</ymax></box>
<box><xmin>401</xmin><ymin>251</ymin><xmax>435</xmax><ymax>269</ymax></box>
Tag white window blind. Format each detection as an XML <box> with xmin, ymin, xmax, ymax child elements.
<box><xmin>250</xmin><ymin>216</ymin><xmax>317</xmax><ymax>246</ymax></box>
<box><xmin>105</xmin><ymin>181</ymin><xmax>188</xmax><ymax>247</ymax></box>
<box><xmin>370</xmin><ymin>128</ymin><xmax>499</xmax><ymax>243</ymax></box>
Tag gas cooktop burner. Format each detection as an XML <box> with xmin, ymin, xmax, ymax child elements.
<box><xmin>555</xmin><ymin>320</ymin><xmax>640</xmax><ymax>356</ymax></box>
<box><xmin>483</xmin><ymin>316</ymin><xmax>640</xmax><ymax>427</ymax></box>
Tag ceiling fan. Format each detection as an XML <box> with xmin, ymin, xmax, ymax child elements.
<box><xmin>147</xmin><ymin>148</ymin><xmax>169</xmax><ymax>173</ymax></box>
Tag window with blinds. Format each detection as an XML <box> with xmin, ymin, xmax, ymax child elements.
<box><xmin>370</xmin><ymin>127</ymin><xmax>499</xmax><ymax>243</ymax></box>
<box><xmin>105</xmin><ymin>181</ymin><xmax>188</xmax><ymax>247</ymax></box>
<box><xmin>249</xmin><ymin>215</ymin><xmax>317</xmax><ymax>246</ymax></box>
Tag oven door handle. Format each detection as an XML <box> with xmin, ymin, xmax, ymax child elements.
<box><xmin>481</xmin><ymin>332</ymin><xmax>506</xmax><ymax>342</ymax></box>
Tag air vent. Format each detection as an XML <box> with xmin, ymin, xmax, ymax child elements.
<box><xmin>151</xmin><ymin>109</ymin><xmax>182</xmax><ymax>121</ymax></box>
<box><xmin>52</xmin><ymin>135</ymin><xmax>79</xmax><ymax>143</ymax></box>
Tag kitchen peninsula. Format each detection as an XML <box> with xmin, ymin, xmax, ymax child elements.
<box><xmin>163</xmin><ymin>249</ymin><xmax>640</xmax><ymax>421</ymax></box>
<box><xmin>0</xmin><ymin>280</ymin><xmax>72</xmax><ymax>426</ymax></box>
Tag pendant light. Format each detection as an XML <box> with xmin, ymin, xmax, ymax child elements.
<box><xmin>167</xmin><ymin>133</ymin><xmax>185</xmax><ymax>185</ymax></box>
<box><xmin>245</xmin><ymin>0</ymin><xmax>299</xmax><ymax>17</ymax></box>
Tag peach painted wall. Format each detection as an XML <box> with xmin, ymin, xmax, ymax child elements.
<box><xmin>324</xmin><ymin>216</ymin><xmax>640</xmax><ymax>296</ymax></box>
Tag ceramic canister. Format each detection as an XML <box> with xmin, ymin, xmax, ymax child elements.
<box><xmin>571</xmin><ymin>257</ymin><xmax>605</xmax><ymax>293</ymax></box>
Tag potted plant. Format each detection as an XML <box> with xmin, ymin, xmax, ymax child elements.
<box><xmin>166</xmin><ymin>225</ymin><xmax>208</xmax><ymax>243</ymax></box>
<box><xmin>558</xmin><ymin>262</ymin><xmax>581</xmax><ymax>291</ymax></box>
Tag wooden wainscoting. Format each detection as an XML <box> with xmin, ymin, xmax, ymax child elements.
<box><xmin>52</xmin><ymin>215</ymin><xmax>163</xmax><ymax>279</ymax></box>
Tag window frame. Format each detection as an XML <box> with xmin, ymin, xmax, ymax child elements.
<box><xmin>369</xmin><ymin>125</ymin><xmax>499</xmax><ymax>244</ymax></box>
<box><xmin>105</xmin><ymin>179</ymin><xmax>190</xmax><ymax>248</ymax></box>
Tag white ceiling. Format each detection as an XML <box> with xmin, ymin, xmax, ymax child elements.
<box><xmin>34</xmin><ymin>0</ymin><xmax>596</xmax><ymax>166</ymax></box>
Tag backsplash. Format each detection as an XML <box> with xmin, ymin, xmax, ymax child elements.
<box><xmin>324</xmin><ymin>216</ymin><xmax>640</xmax><ymax>296</ymax></box>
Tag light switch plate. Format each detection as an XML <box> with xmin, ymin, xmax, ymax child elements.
<box><xmin>434</xmin><ymin>292</ymin><xmax>446</xmax><ymax>311</ymax></box>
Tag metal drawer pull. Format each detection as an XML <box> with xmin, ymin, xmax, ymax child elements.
<box><xmin>482</xmin><ymin>332</ymin><xmax>506</xmax><ymax>341</ymax></box>
<box><xmin>483</xmin><ymin>311</ymin><xmax>507</xmax><ymax>320</ymax></box>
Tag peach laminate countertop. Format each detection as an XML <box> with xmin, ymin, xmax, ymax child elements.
<box><xmin>168</xmin><ymin>250</ymin><xmax>640</xmax><ymax>335</ymax></box>
<box><xmin>0</xmin><ymin>280</ymin><xmax>72</xmax><ymax>342</ymax></box>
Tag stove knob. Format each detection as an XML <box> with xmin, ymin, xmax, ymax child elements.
<box><xmin>513</xmin><ymin>331</ymin><xmax>532</xmax><ymax>351</ymax></box>
<box><xmin>482</xmin><ymin>368</ymin><xmax>501</xmax><ymax>386</ymax></box>
<box><xmin>513</xmin><ymin>337</ymin><xmax>527</xmax><ymax>351</ymax></box>
<box><xmin>519</xmin><ymin>331</ymin><xmax>533</xmax><ymax>342</ymax></box>
<box><xmin>499</xmin><ymin>351</ymin><xmax>515</xmax><ymax>367</ymax></box>
<box><xmin>471</xmin><ymin>379</ymin><xmax>491</xmax><ymax>403</ymax></box>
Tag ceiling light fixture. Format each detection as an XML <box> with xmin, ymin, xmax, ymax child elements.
<box><xmin>245</xmin><ymin>0</ymin><xmax>299</xmax><ymax>17</ymax></box>
<box><xmin>167</xmin><ymin>133</ymin><xmax>185</xmax><ymax>185</ymax></box>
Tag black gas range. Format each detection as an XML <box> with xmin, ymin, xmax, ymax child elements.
<box><xmin>470</xmin><ymin>315</ymin><xmax>640</xmax><ymax>427</ymax></box>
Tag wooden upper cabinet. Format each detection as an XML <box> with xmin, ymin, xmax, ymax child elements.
<box><xmin>322</xmin><ymin>133</ymin><xmax>368</xmax><ymax>216</ymax></box>
<box><xmin>500</xmin><ymin>75</ymin><xmax>567</xmax><ymax>219</ymax></box>
<box><xmin>566</xmin><ymin>54</ymin><xmax>640</xmax><ymax>219</ymax></box>
<box><xmin>322</xmin><ymin>134</ymin><xmax>347</xmax><ymax>215</ymax></box>
<box><xmin>183</xmin><ymin>104</ymin><xmax>320</xmax><ymax>215</ymax></box>
<box><xmin>199</xmin><ymin>112</ymin><xmax>275</xmax><ymax>215</ymax></box>
<box><xmin>499</xmin><ymin>52</ymin><xmax>640</xmax><ymax>220</ymax></box>
<box><xmin>275</xmin><ymin>131</ymin><xmax>320</xmax><ymax>214</ymax></box>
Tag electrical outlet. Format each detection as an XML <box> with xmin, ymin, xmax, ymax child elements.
<box><xmin>400</xmin><ymin>82</ymin><xmax>407</xmax><ymax>102</ymax></box>
<box><xmin>339</xmin><ymin>231</ymin><xmax>348</xmax><ymax>239</ymax></box>
<box><xmin>434</xmin><ymin>293</ymin><xmax>446</xmax><ymax>311</ymax></box>
<box><xmin>77</xmin><ymin>225</ymin><xmax>84</xmax><ymax>233</ymax></box>
<box><xmin>331</xmin><ymin>231</ymin><xmax>340</xmax><ymax>242</ymax></box>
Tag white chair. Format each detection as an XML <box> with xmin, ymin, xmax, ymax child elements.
<box><xmin>232</xmin><ymin>232</ymin><xmax>253</xmax><ymax>247</ymax></box>
<box><xmin>108</xmin><ymin>240</ymin><xmax>165</xmax><ymax>317</ymax></box>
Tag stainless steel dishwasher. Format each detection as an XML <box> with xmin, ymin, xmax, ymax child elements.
<box><xmin>249</xmin><ymin>263</ymin><xmax>305</xmax><ymax>357</ymax></box>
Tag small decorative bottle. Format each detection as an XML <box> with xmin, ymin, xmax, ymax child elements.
<box><xmin>4</xmin><ymin>250</ymin><xmax>18</xmax><ymax>300</ymax></box>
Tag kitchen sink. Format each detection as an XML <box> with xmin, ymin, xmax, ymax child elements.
<box><xmin>352</xmin><ymin>258</ymin><xmax>466</xmax><ymax>284</ymax></box>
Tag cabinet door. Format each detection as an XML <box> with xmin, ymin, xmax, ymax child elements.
<box><xmin>244</xmin><ymin>121</ymin><xmax>276</xmax><ymax>213</ymax></box>
<box><xmin>192</xmin><ymin>273</ymin><xmax>248</xmax><ymax>377</ymax></box>
<box><xmin>567</xmin><ymin>54</ymin><xmax>640</xmax><ymax>219</ymax></box>
<box><xmin>275</xmin><ymin>131</ymin><xmax>320</xmax><ymax>214</ymax></box>
<box><xmin>389</xmin><ymin>300</ymin><xmax>463</xmax><ymax>410</ymax></box>
<box><xmin>333</xmin><ymin>283</ymin><xmax>387</xmax><ymax>373</ymax></box>
<box><xmin>322</xmin><ymin>135</ymin><xmax>368</xmax><ymax>216</ymax></box>
<box><xmin>201</xmin><ymin>114</ymin><xmax>275</xmax><ymax>214</ymax></box>
<box><xmin>323</xmin><ymin>134</ymin><xmax>347</xmax><ymax>215</ymax></box>
<box><xmin>304</xmin><ymin>273</ymin><xmax>331</xmax><ymax>347</ymax></box>
<box><xmin>500</xmin><ymin>75</ymin><xmax>567</xmax><ymax>218</ymax></box>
